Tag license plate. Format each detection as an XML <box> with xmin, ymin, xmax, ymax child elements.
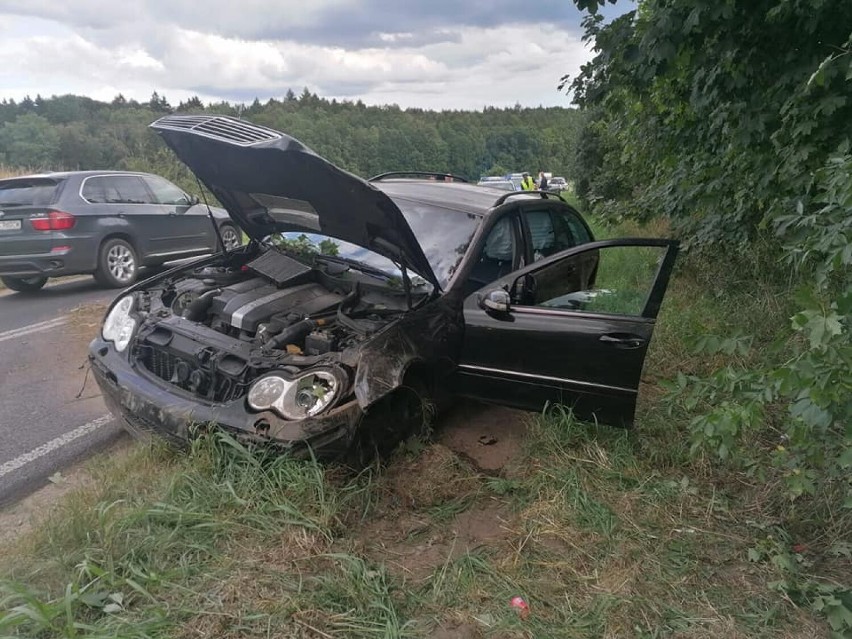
<box><xmin>0</xmin><ymin>220</ymin><xmax>21</xmax><ymax>231</ymax></box>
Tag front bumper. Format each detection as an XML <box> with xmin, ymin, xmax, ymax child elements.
<box><xmin>88</xmin><ymin>337</ymin><xmax>363</xmax><ymax>458</ymax></box>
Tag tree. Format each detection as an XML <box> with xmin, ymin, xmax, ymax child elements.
<box><xmin>176</xmin><ymin>96</ymin><xmax>204</xmax><ymax>112</ymax></box>
<box><xmin>566</xmin><ymin>0</ymin><xmax>852</xmax><ymax>542</ymax></box>
<box><xmin>567</xmin><ymin>1</ymin><xmax>852</xmax><ymax>247</ymax></box>
<box><xmin>0</xmin><ymin>113</ymin><xmax>61</xmax><ymax>168</ymax></box>
<box><xmin>148</xmin><ymin>91</ymin><xmax>172</xmax><ymax>113</ymax></box>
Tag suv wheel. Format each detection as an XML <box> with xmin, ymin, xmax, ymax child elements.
<box><xmin>95</xmin><ymin>238</ymin><xmax>138</xmax><ymax>288</ymax></box>
<box><xmin>220</xmin><ymin>224</ymin><xmax>241</xmax><ymax>251</ymax></box>
<box><xmin>1</xmin><ymin>275</ymin><xmax>48</xmax><ymax>292</ymax></box>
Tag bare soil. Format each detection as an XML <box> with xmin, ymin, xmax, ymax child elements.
<box><xmin>437</xmin><ymin>401</ymin><xmax>529</xmax><ymax>473</ymax></box>
<box><xmin>351</xmin><ymin>401</ymin><xmax>528</xmax><ymax>584</ymax></box>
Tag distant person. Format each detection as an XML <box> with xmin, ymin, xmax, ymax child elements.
<box><xmin>521</xmin><ymin>172</ymin><xmax>535</xmax><ymax>191</ymax></box>
<box><xmin>538</xmin><ymin>171</ymin><xmax>549</xmax><ymax>191</ymax></box>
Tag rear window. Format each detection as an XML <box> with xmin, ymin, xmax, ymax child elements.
<box><xmin>0</xmin><ymin>179</ymin><xmax>61</xmax><ymax>207</ymax></box>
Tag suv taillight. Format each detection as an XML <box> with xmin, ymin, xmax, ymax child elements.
<box><xmin>31</xmin><ymin>210</ymin><xmax>76</xmax><ymax>231</ymax></box>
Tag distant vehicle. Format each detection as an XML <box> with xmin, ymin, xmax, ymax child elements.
<box><xmin>477</xmin><ymin>179</ymin><xmax>516</xmax><ymax>191</ymax></box>
<box><xmin>506</xmin><ymin>172</ymin><xmax>525</xmax><ymax>191</ymax></box>
<box><xmin>549</xmin><ymin>177</ymin><xmax>568</xmax><ymax>191</ymax></box>
<box><xmin>0</xmin><ymin>171</ymin><xmax>240</xmax><ymax>291</ymax></box>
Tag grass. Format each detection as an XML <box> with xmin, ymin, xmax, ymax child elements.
<box><xmin>0</xmin><ymin>202</ymin><xmax>847</xmax><ymax>637</ymax></box>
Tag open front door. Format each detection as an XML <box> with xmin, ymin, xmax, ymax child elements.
<box><xmin>456</xmin><ymin>238</ymin><xmax>679</xmax><ymax>426</ymax></box>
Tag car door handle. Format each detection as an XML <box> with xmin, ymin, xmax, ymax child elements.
<box><xmin>599</xmin><ymin>333</ymin><xmax>645</xmax><ymax>349</ymax></box>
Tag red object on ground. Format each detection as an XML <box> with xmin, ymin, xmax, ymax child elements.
<box><xmin>510</xmin><ymin>596</ymin><xmax>530</xmax><ymax>620</ymax></box>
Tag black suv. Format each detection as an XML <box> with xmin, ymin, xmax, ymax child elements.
<box><xmin>0</xmin><ymin>171</ymin><xmax>240</xmax><ymax>291</ymax></box>
<box><xmin>89</xmin><ymin>116</ymin><xmax>678</xmax><ymax>461</ymax></box>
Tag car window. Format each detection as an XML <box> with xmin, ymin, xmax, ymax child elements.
<box><xmin>464</xmin><ymin>215</ymin><xmax>522</xmax><ymax>295</ymax></box>
<box><xmin>524</xmin><ymin>208</ymin><xmax>592</xmax><ymax>261</ymax></box>
<box><xmin>513</xmin><ymin>244</ymin><xmax>667</xmax><ymax>317</ymax></box>
<box><xmin>143</xmin><ymin>176</ymin><xmax>191</xmax><ymax>205</ymax></box>
<box><xmin>0</xmin><ymin>179</ymin><xmax>60</xmax><ymax>206</ymax></box>
<box><xmin>397</xmin><ymin>202</ymin><xmax>481</xmax><ymax>288</ymax></box>
<box><xmin>82</xmin><ymin>176</ymin><xmax>153</xmax><ymax>205</ymax></box>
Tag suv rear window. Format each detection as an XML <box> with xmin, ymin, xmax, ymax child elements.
<box><xmin>0</xmin><ymin>179</ymin><xmax>61</xmax><ymax>207</ymax></box>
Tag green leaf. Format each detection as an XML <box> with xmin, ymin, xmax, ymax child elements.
<box><xmin>824</xmin><ymin>600</ymin><xmax>852</xmax><ymax>631</ymax></box>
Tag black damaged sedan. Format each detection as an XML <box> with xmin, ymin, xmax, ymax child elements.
<box><xmin>89</xmin><ymin>115</ymin><xmax>678</xmax><ymax>460</ymax></box>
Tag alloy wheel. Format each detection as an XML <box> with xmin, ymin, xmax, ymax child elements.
<box><xmin>221</xmin><ymin>226</ymin><xmax>240</xmax><ymax>250</ymax></box>
<box><xmin>107</xmin><ymin>244</ymin><xmax>136</xmax><ymax>283</ymax></box>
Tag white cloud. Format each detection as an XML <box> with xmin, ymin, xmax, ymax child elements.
<box><xmin>0</xmin><ymin>4</ymin><xmax>597</xmax><ymax>110</ymax></box>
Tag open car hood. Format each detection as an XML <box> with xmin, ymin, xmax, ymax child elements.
<box><xmin>150</xmin><ymin>115</ymin><xmax>438</xmax><ymax>288</ymax></box>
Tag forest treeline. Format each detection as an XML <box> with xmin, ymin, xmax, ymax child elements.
<box><xmin>0</xmin><ymin>91</ymin><xmax>582</xmax><ymax>186</ymax></box>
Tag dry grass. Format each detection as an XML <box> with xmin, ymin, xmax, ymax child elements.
<box><xmin>0</xmin><ymin>165</ymin><xmax>29</xmax><ymax>179</ymax></box>
<box><xmin>0</xmin><ymin>212</ymin><xmax>846</xmax><ymax>637</ymax></box>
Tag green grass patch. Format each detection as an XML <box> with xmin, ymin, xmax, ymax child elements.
<box><xmin>1</xmin><ymin>213</ymin><xmax>847</xmax><ymax>638</ymax></box>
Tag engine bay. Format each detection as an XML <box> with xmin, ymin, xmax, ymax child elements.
<box><xmin>129</xmin><ymin>245</ymin><xmax>422</xmax><ymax>404</ymax></box>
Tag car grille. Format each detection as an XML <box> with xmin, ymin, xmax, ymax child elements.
<box><xmin>135</xmin><ymin>345</ymin><xmax>249</xmax><ymax>404</ymax></box>
<box><xmin>150</xmin><ymin>115</ymin><xmax>281</xmax><ymax>146</ymax></box>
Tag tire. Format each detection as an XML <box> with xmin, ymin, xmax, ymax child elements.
<box><xmin>94</xmin><ymin>238</ymin><xmax>138</xmax><ymax>288</ymax></box>
<box><xmin>219</xmin><ymin>224</ymin><xmax>242</xmax><ymax>251</ymax></box>
<box><xmin>1</xmin><ymin>275</ymin><xmax>48</xmax><ymax>292</ymax></box>
<box><xmin>348</xmin><ymin>378</ymin><xmax>434</xmax><ymax>466</ymax></box>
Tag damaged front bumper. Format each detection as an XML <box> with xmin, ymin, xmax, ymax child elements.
<box><xmin>88</xmin><ymin>337</ymin><xmax>363</xmax><ymax>458</ymax></box>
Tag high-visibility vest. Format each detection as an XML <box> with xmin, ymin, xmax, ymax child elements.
<box><xmin>521</xmin><ymin>176</ymin><xmax>535</xmax><ymax>190</ymax></box>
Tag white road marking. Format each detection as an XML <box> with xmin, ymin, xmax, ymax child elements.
<box><xmin>0</xmin><ymin>414</ymin><xmax>114</xmax><ymax>479</ymax></box>
<box><xmin>0</xmin><ymin>316</ymin><xmax>68</xmax><ymax>343</ymax></box>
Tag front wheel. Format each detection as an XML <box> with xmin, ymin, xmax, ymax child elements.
<box><xmin>1</xmin><ymin>275</ymin><xmax>48</xmax><ymax>292</ymax></box>
<box><xmin>219</xmin><ymin>224</ymin><xmax>242</xmax><ymax>251</ymax></box>
<box><xmin>94</xmin><ymin>238</ymin><xmax>138</xmax><ymax>288</ymax></box>
<box><xmin>347</xmin><ymin>379</ymin><xmax>434</xmax><ymax>466</ymax></box>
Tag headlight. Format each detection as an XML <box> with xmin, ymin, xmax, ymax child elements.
<box><xmin>102</xmin><ymin>295</ymin><xmax>137</xmax><ymax>353</ymax></box>
<box><xmin>247</xmin><ymin>370</ymin><xmax>340</xmax><ymax>420</ymax></box>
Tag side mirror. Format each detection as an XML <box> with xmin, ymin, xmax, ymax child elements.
<box><xmin>188</xmin><ymin>194</ymin><xmax>200</xmax><ymax>206</ymax></box>
<box><xmin>479</xmin><ymin>288</ymin><xmax>511</xmax><ymax>314</ymax></box>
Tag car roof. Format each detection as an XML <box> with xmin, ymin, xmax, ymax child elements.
<box><xmin>373</xmin><ymin>179</ymin><xmax>542</xmax><ymax>216</ymax></box>
<box><xmin>0</xmin><ymin>170</ymin><xmax>154</xmax><ymax>181</ymax></box>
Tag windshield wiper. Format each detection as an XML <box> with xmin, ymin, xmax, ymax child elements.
<box><xmin>313</xmin><ymin>254</ymin><xmax>393</xmax><ymax>281</ymax></box>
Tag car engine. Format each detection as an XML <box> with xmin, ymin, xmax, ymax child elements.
<box><xmin>128</xmin><ymin>246</ymin><xmax>416</xmax><ymax>404</ymax></box>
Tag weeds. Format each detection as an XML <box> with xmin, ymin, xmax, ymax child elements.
<box><xmin>1</xmin><ymin>208</ymin><xmax>849</xmax><ymax>637</ymax></box>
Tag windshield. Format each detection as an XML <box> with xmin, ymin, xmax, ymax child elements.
<box><xmin>397</xmin><ymin>201</ymin><xmax>481</xmax><ymax>288</ymax></box>
<box><xmin>273</xmin><ymin>231</ymin><xmax>426</xmax><ymax>285</ymax></box>
<box><xmin>0</xmin><ymin>179</ymin><xmax>60</xmax><ymax>206</ymax></box>
<box><xmin>273</xmin><ymin>203</ymin><xmax>481</xmax><ymax>291</ymax></box>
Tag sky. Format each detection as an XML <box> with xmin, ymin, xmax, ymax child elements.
<box><xmin>0</xmin><ymin>1</ymin><xmax>631</xmax><ymax>111</ymax></box>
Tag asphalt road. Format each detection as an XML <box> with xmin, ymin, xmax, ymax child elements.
<box><xmin>0</xmin><ymin>277</ymin><xmax>124</xmax><ymax>506</ymax></box>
